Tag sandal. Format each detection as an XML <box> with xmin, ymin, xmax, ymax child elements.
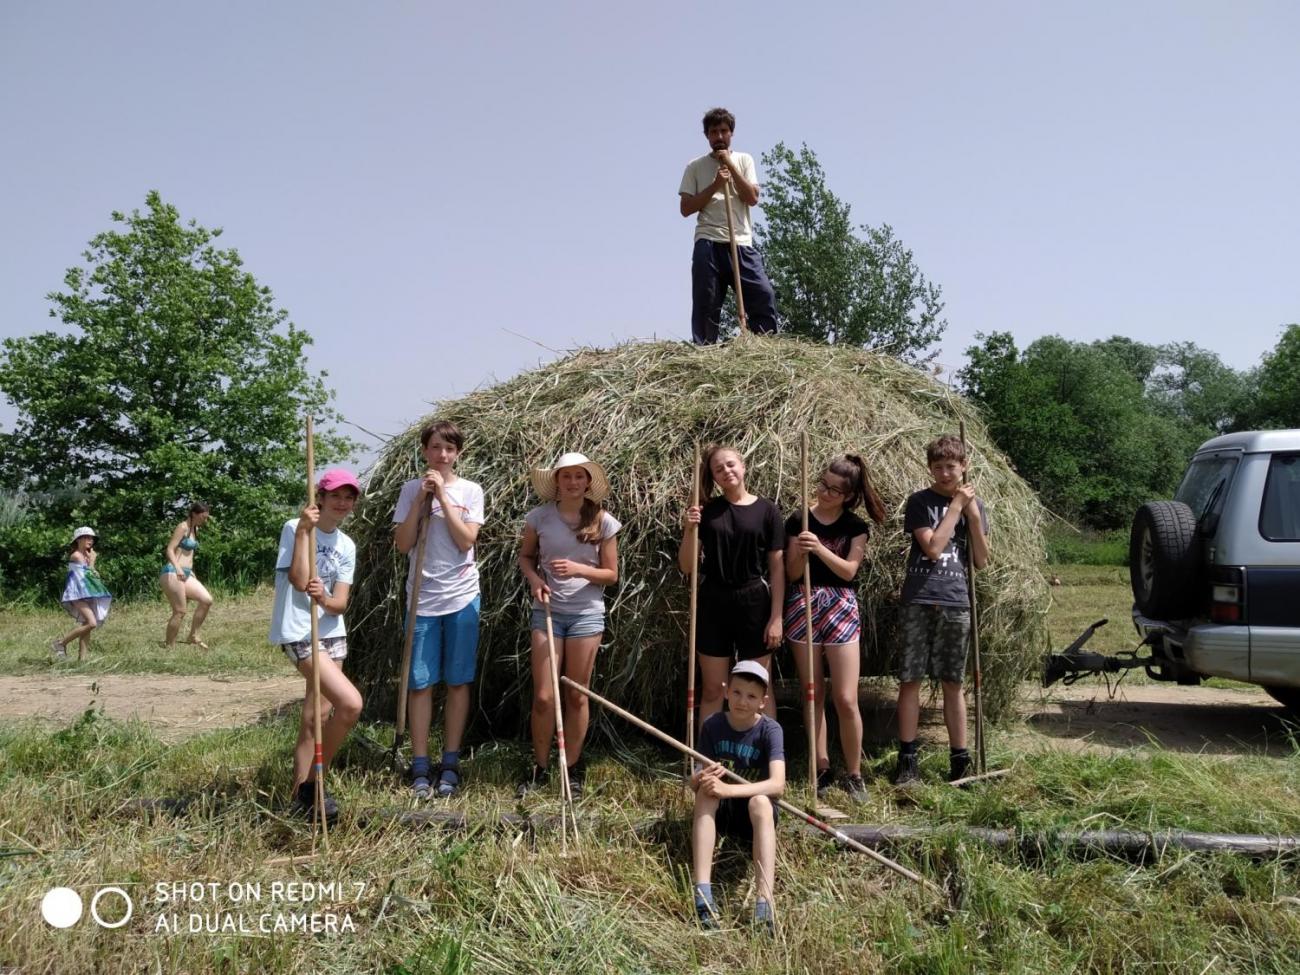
<box><xmin>184</xmin><ymin>637</ymin><xmax>211</xmax><ymax>650</ymax></box>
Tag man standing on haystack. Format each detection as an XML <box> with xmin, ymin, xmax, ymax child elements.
<box><xmin>678</xmin><ymin>107</ymin><xmax>779</xmax><ymax>344</ymax></box>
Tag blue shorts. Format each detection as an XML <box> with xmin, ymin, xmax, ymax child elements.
<box><xmin>530</xmin><ymin>607</ymin><xmax>605</xmax><ymax>639</ymax></box>
<box><xmin>410</xmin><ymin>597</ymin><xmax>480</xmax><ymax>689</ymax></box>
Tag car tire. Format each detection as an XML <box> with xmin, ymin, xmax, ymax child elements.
<box><xmin>1265</xmin><ymin>686</ymin><xmax>1300</xmax><ymax>716</ymax></box>
<box><xmin>1129</xmin><ymin>501</ymin><xmax>1199</xmax><ymax>619</ymax></box>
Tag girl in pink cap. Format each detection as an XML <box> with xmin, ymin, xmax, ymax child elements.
<box><xmin>268</xmin><ymin>468</ymin><xmax>364</xmax><ymax>823</ymax></box>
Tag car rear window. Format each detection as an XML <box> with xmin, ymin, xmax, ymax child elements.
<box><xmin>1175</xmin><ymin>455</ymin><xmax>1239</xmax><ymax>519</ymax></box>
<box><xmin>1260</xmin><ymin>453</ymin><xmax>1300</xmax><ymax>541</ymax></box>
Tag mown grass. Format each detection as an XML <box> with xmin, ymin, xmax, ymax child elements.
<box><xmin>3</xmin><ymin>567</ymin><xmax>1300</xmax><ymax>972</ymax></box>
<box><xmin>1</xmin><ymin>706</ymin><xmax>1299</xmax><ymax>973</ymax></box>
<box><xmin>0</xmin><ymin>588</ymin><xmax>282</xmax><ymax>677</ymax></box>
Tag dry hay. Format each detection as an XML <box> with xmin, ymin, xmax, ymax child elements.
<box><xmin>346</xmin><ymin>336</ymin><xmax>1049</xmax><ymax>738</ymax></box>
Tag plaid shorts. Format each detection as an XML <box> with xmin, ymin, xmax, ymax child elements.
<box><xmin>281</xmin><ymin>635</ymin><xmax>348</xmax><ymax>664</ymax></box>
<box><xmin>898</xmin><ymin>603</ymin><xmax>970</xmax><ymax>683</ymax></box>
<box><xmin>783</xmin><ymin>586</ymin><xmax>860</xmax><ymax>645</ymax></box>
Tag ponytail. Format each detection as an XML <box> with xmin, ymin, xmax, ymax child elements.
<box><xmin>575</xmin><ymin>498</ymin><xmax>605</xmax><ymax>545</ymax></box>
<box><xmin>829</xmin><ymin>454</ymin><xmax>886</xmax><ymax>523</ymax></box>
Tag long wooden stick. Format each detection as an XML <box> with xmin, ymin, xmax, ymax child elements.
<box><xmin>305</xmin><ymin>416</ymin><xmax>328</xmax><ymax>852</ymax></box>
<box><xmin>722</xmin><ymin>180</ymin><xmax>748</xmax><ymax>332</ymax></box>
<box><xmin>543</xmin><ymin>597</ymin><xmax>578</xmax><ymax>851</ymax></box>
<box><xmin>800</xmin><ymin>432</ymin><xmax>817</xmax><ymax>798</ymax></box>
<box><xmin>394</xmin><ymin>502</ymin><xmax>432</xmax><ymax>755</ymax></box>
<box><xmin>959</xmin><ymin>421</ymin><xmax>986</xmax><ymax>776</ymax></box>
<box><xmin>560</xmin><ymin>676</ymin><xmax>937</xmax><ymax>893</ymax></box>
<box><xmin>685</xmin><ymin>442</ymin><xmax>701</xmax><ymax>779</ymax></box>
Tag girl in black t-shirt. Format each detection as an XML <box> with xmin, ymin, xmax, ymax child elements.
<box><xmin>784</xmin><ymin>454</ymin><xmax>886</xmax><ymax>801</ymax></box>
<box><xmin>679</xmin><ymin>445</ymin><xmax>786</xmax><ymax>727</ymax></box>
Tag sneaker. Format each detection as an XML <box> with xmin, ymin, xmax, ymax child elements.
<box><xmin>516</xmin><ymin>764</ymin><xmax>549</xmax><ymax>799</ymax></box>
<box><xmin>695</xmin><ymin>899</ymin><xmax>721</xmax><ymax>931</ymax></box>
<box><xmin>565</xmin><ymin>762</ymin><xmax>585</xmax><ymax>800</ymax></box>
<box><xmin>436</xmin><ymin>764</ymin><xmax>461</xmax><ymax>798</ymax></box>
<box><xmin>50</xmin><ymin>639</ymin><xmax>67</xmax><ymax>659</ymax></box>
<box><xmin>815</xmin><ymin>767</ymin><xmax>833</xmax><ymax>798</ymax></box>
<box><xmin>948</xmin><ymin>751</ymin><xmax>972</xmax><ymax>784</ymax></box>
<box><xmin>892</xmin><ymin>752</ymin><xmax>921</xmax><ymax>786</ymax></box>
<box><xmin>293</xmin><ymin>780</ymin><xmax>339</xmax><ymax>822</ymax></box>
<box><xmin>410</xmin><ymin>764</ymin><xmax>432</xmax><ymax>800</ymax></box>
<box><xmin>844</xmin><ymin>774</ymin><xmax>869</xmax><ymax>802</ymax></box>
<box><xmin>752</xmin><ymin>900</ymin><xmax>775</xmax><ymax>936</ymax></box>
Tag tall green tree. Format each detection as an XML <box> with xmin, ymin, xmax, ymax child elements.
<box><xmin>1245</xmin><ymin>324</ymin><xmax>1300</xmax><ymax>429</ymax></box>
<box><xmin>959</xmin><ymin>332</ymin><xmax>1194</xmax><ymax>527</ymax></box>
<box><xmin>751</xmin><ymin>142</ymin><xmax>946</xmax><ymax>360</ymax></box>
<box><xmin>0</xmin><ymin>191</ymin><xmax>351</xmax><ymax>597</ymax></box>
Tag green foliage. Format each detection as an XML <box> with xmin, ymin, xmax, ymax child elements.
<box><xmin>752</xmin><ymin>142</ymin><xmax>946</xmax><ymax>359</ymax></box>
<box><xmin>1044</xmin><ymin>528</ymin><xmax>1129</xmax><ymax>566</ymax></box>
<box><xmin>0</xmin><ymin>192</ymin><xmax>352</xmax><ymax>599</ymax></box>
<box><xmin>959</xmin><ymin>332</ymin><xmax>1240</xmax><ymax>528</ymax></box>
<box><xmin>1245</xmin><ymin>323</ymin><xmax>1300</xmax><ymax>429</ymax></box>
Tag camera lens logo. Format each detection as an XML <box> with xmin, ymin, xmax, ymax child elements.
<box><xmin>41</xmin><ymin>887</ymin><xmax>133</xmax><ymax>929</ymax></box>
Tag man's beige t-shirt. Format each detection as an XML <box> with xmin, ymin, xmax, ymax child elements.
<box><xmin>678</xmin><ymin>151</ymin><xmax>758</xmax><ymax>246</ymax></box>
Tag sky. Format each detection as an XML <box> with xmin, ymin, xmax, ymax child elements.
<box><xmin>2</xmin><ymin>1</ymin><xmax>1296</xmax><ymax>463</ymax></box>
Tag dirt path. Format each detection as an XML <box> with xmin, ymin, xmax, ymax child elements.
<box><xmin>0</xmin><ymin>674</ymin><xmax>301</xmax><ymax>742</ymax></box>
<box><xmin>1</xmin><ymin>673</ymin><xmax>1293</xmax><ymax>755</ymax></box>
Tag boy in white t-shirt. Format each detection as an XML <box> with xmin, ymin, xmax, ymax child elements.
<box><xmin>268</xmin><ymin>468</ymin><xmax>364</xmax><ymax>823</ymax></box>
<box><xmin>393</xmin><ymin>421</ymin><xmax>486</xmax><ymax>798</ymax></box>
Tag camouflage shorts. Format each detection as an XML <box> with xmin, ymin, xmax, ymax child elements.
<box><xmin>898</xmin><ymin>603</ymin><xmax>970</xmax><ymax>684</ymax></box>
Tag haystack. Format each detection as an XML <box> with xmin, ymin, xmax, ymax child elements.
<box><xmin>346</xmin><ymin>337</ymin><xmax>1048</xmax><ymax>737</ymax></box>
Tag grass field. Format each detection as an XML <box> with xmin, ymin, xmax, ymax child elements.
<box><xmin>2</xmin><ymin>567</ymin><xmax>1299</xmax><ymax>973</ymax></box>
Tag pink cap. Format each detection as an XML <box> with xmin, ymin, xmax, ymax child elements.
<box><xmin>318</xmin><ymin>469</ymin><xmax>360</xmax><ymax>493</ymax></box>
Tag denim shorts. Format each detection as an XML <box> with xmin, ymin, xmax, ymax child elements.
<box><xmin>410</xmin><ymin>597</ymin><xmax>480</xmax><ymax>689</ymax></box>
<box><xmin>281</xmin><ymin>635</ymin><xmax>347</xmax><ymax>664</ymax></box>
<box><xmin>530</xmin><ymin>607</ymin><xmax>605</xmax><ymax>639</ymax></box>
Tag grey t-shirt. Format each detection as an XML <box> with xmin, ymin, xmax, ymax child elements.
<box><xmin>525</xmin><ymin>503</ymin><xmax>622</xmax><ymax>615</ymax></box>
<box><xmin>900</xmin><ymin>488</ymin><xmax>989</xmax><ymax>607</ymax></box>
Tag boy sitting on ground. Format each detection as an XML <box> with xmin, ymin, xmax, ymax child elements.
<box><xmin>690</xmin><ymin>660</ymin><xmax>786</xmax><ymax>933</ymax></box>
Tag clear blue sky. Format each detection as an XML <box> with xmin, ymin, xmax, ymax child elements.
<box><xmin>2</xmin><ymin>2</ymin><xmax>1296</xmax><ymax>459</ymax></box>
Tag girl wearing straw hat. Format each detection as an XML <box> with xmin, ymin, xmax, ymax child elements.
<box><xmin>784</xmin><ymin>454</ymin><xmax>886</xmax><ymax>802</ymax></box>
<box><xmin>679</xmin><ymin>445</ymin><xmax>786</xmax><ymax>726</ymax></box>
<box><xmin>50</xmin><ymin>526</ymin><xmax>113</xmax><ymax>661</ymax></box>
<box><xmin>517</xmin><ymin>451</ymin><xmax>621</xmax><ymax>798</ymax></box>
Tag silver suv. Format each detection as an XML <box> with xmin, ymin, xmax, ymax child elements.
<box><xmin>1129</xmin><ymin>429</ymin><xmax>1300</xmax><ymax>711</ymax></box>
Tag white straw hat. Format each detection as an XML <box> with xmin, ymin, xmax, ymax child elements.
<box><xmin>531</xmin><ymin>452</ymin><xmax>610</xmax><ymax>503</ymax></box>
<box><xmin>70</xmin><ymin>526</ymin><xmax>98</xmax><ymax>544</ymax></box>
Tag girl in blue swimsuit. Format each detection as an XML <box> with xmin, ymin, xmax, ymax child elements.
<box><xmin>160</xmin><ymin>502</ymin><xmax>214</xmax><ymax>649</ymax></box>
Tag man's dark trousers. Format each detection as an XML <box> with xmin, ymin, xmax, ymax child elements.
<box><xmin>691</xmin><ymin>238</ymin><xmax>778</xmax><ymax>344</ymax></box>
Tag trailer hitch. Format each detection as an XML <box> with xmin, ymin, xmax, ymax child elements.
<box><xmin>1042</xmin><ymin>619</ymin><xmax>1150</xmax><ymax>688</ymax></box>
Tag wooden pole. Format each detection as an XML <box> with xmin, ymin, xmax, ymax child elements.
<box><xmin>685</xmin><ymin>442</ymin><xmax>701</xmax><ymax>779</ymax></box>
<box><xmin>959</xmin><ymin>421</ymin><xmax>986</xmax><ymax>776</ymax></box>
<box><xmin>722</xmin><ymin>180</ymin><xmax>748</xmax><ymax>333</ymax></box>
<box><xmin>393</xmin><ymin>503</ymin><xmax>432</xmax><ymax>759</ymax></box>
<box><xmin>305</xmin><ymin>416</ymin><xmax>328</xmax><ymax>852</ymax></box>
<box><xmin>560</xmin><ymin>676</ymin><xmax>938</xmax><ymax>894</ymax></box>
<box><xmin>543</xmin><ymin>597</ymin><xmax>578</xmax><ymax>851</ymax></box>
<box><xmin>800</xmin><ymin>432</ymin><xmax>817</xmax><ymax>798</ymax></box>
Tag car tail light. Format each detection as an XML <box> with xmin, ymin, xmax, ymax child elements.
<box><xmin>1210</xmin><ymin>567</ymin><xmax>1245</xmax><ymax>623</ymax></box>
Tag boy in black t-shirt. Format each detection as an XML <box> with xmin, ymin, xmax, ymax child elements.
<box><xmin>690</xmin><ymin>660</ymin><xmax>786</xmax><ymax>933</ymax></box>
<box><xmin>893</xmin><ymin>435</ymin><xmax>990</xmax><ymax>784</ymax></box>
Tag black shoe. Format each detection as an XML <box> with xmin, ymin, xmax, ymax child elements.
<box><xmin>948</xmin><ymin>751</ymin><xmax>972</xmax><ymax>784</ymax></box>
<box><xmin>293</xmin><ymin>780</ymin><xmax>339</xmax><ymax>821</ymax></box>
<box><xmin>844</xmin><ymin>774</ymin><xmax>869</xmax><ymax>802</ymax></box>
<box><xmin>565</xmin><ymin>762</ymin><xmax>586</xmax><ymax>800</ymax></box>
<box><xmin>815</xmin><ymin>767</ymin><xmax>833</xmax><ymax>798</ymax></box>
<box><xmin>516</xmin><ymin>764</ymin><xmax>549</xmax><ymax>798</ymax></box>
<box><xmin>892</xmin><ymin>753</ymin><xmax>921</xmax><ymax>786</ymax></box>
<box><xmin>695</xmin><ymin>899</ymin><xmax>721</xmax><ymax>931</ymax></box>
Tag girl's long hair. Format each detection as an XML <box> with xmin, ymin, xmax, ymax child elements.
<box><xmin>828</xmin><ymin>454</ymin><xmax>887</xmax><ymax>523</ymax></box>
<box><xmin>553</xmin><ymin>471</ymin><xmax>605</xmax><ymax>545</ymax></box>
